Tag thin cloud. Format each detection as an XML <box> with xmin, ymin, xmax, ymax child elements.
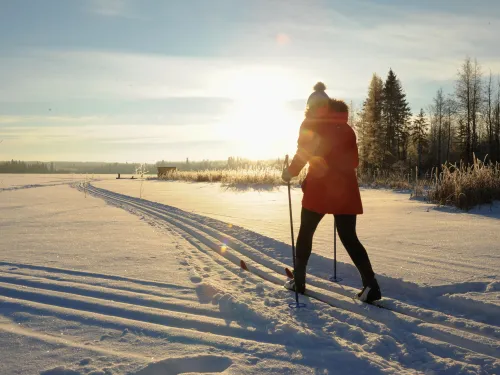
<box><xmin>0</xmin><ymin>49</ymin><xmax>311</xmax><ymax>102</ymax></box>
<box><xmin>0</xmin><ymin>122</ymin><xmax>223</xmax><ymax>144</ymax></box>
<box><xmin>0</xmin><ymin>115</ymin><xmax>102</xmax><ymax>125</ymax></box>
<box><xmin>88</xmin><ymin>0</ymin><xmax>137</xmax><ymax>18</ymax></box>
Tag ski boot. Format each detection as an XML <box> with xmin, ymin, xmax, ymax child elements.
<box><xmin>357</xmin><ymin>277</ymin><xmax>381</xmax><ymax>303</ymax></box>
<box><xmin>284</xmin><ymin>262</ymin><xmax>306</xmax><ymax>294</ymax></box>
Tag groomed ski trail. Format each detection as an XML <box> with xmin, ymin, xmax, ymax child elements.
<box><xmin>78</xmin><ymin>183</ymin><xmax>500</xmax><ymax>366</ymax></box>
<box><xmin>0</xmin><ymin>262</ymin><xmax>407</xmax><ymax>374</ymax></box>
<box><xmin>84</xmin><ymin>183</ymin><xmax>499</xmax><ymax>342</ymax></box>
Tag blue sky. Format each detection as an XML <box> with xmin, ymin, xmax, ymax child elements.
<box><xmin>1</xmin><ymin>0</ymin><xmax>500</xmax><ymax>162</ymax></box>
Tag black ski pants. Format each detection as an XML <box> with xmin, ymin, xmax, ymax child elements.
<box><xmin>296</xmin><ymin>207</ymin><xmax>375</xmax><ymax>286</ymax></box>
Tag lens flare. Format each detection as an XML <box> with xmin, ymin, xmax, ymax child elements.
<box><xmin>276</xmin><ymin>33</ymin><xmax>290</xmax><ymax>45</ymax></box>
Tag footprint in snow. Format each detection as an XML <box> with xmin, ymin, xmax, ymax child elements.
<box><xmin>88</xmin><ymin>370</ymin><xmax>108</xmax><ymax>375</ymax></box>
<box><xmin>196</xmin><ymin>283</ymin><xmax>220</xmax><ymax>304</ymax></box>
<box><xmin>79</xmin><ymin>358</ymin><xmax>92</xmax><ymax>366</ymax></box>
<box><xmin>40</xmin><ymin>366</ymin><xmax>81</xmax><ymax>375</ymax></box>
<box><xmin>132</xmin><ymin>355</ymin><xmax>232</xmax><ymax>375</ymax></box>
<box><xmin>255</xmin><ymin>284</ymin><xmax>265</xmax><ymax>294</ymax></box>
<box><xmin>190</xmin><ymin>276</ymin><xmax>203</xmax><ymax>283</ymax></box>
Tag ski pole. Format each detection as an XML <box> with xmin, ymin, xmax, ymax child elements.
<box><xmin>329</xmin><ymin>217</ymin><xmax>342</xmax><ymax>282</ymax></box>
<box><xmin>284</xmin><ymin>155</ymin><xmax>305</xmax><ymax>308</ymax></box>
<box><xmin>334</xmin><ymin>218</ymin><xmax>337</xmax><ymax>278</ymax></box>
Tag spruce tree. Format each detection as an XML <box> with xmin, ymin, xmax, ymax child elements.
<box><xmin>411</xmin><ymin>108</ymin><xmax>429</xmax><ymax>174</ymax></box>
<box><xmin>382</xmin><ymin>69</ymin><xmax>412</xmax><ymax>167</ymax></box>
<box><xmin>359</xmin><ymin>74</ymin><xmax>384</xmax><ymax>170</ymax></box>
<box><xmin>382</xmin><ymin>69</ymin><xmax>398</xmax><ymax>162</ymax></box>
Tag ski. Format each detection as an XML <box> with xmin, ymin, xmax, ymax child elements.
<box><xmin>240</xmin><ymin>258</ymin><xmax>392</xmax><ymax>311</ymax></box>
<box><xmin>284</xmin><ymin>267</ymin><xmax>390</xmax><ymax>311</ymax></box>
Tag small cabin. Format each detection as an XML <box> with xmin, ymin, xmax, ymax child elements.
<box><xmin>157</xmin><ymin>166</ymin><xmax>177</xmax><ymax>178</ymax></box>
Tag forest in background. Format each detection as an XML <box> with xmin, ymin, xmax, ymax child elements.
<box><xmin>353</xmin><ymin>56</ymin><xmax>499</xmax><ymax>176</ymax></box>
<box><xmin>0</xmin><ymin>158</ymin><xmax>284</xmax><ymax>174</ymax></box>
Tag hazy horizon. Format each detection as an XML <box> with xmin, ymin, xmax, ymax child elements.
<box><xmin>2</xmin><ymin>0</ymin><xmax>500</xmax><ymax>163</ymax></box>
<box><xmin>1</xmin><ymin>157</ymin><xmax>282</xmax><ymax>164</ymax></box>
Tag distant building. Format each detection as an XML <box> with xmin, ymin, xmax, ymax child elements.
<box><xmin>157</xmin><ymin>166</ymin><xmax>177</xmax><ymax>178</ymax></box>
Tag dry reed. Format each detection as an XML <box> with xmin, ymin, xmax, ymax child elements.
<box><xmin>159</xmin><ymin>166</ymin><xmax>307</xmax><ymax>187</ymax></box>
<box><xmin>156</xmin><ymin>157</ymin><xmax>500</xmax><ymax>210</ymax></box>
<box><xmin>428</xmin><ymin>156</ymin><xmax>500</xmax><ymax>210</ymax></box>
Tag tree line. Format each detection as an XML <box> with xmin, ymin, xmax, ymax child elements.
<box><xmin>0</xmin><ymin>157</ymin><xmax>288</xmax><ymax>175</ymax></box>
<box><xmin>355</xmin><ymin>56</ymin><xmax>500</xmax><ymax>176</ymax></box>
<box><xmin>0</xmin><ymin>160</ymin><xmax>53</xmax><ymax>173</ymax></box>
<box><xmin>0</xmin><ymin>160</ymin><xmax>144</xmax><ymax>174</ymax></box>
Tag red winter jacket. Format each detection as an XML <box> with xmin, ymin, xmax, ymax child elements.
<box><xmin>288</xmin><ymin>112</ymin><xmax>363</xmax><ymax>215</ymax></box>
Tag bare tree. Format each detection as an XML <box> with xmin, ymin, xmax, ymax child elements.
<box><xmin>432</xmin><ymin>88</ymin><xmax>446</xmax><ymax>168</ymax></box>
<box><xmin>348</xmin><ymin>100</ymin><xmax>359</xmax><ymax>131</ymax></box>
<box><xmin>472</xmin><ymin>59</ymin><xmax>483</xmax><ymax>157</ymax></box>
<box><xmin>445</xmin><ymin>95</ymin><xmax>458</xmax><ymax>163</ymax></box>
<box><xmin>495</xmin><ymin>76</ymin><xmax>500</xmax><ymax>162</ymax></box>
<box><xmin>484</xmin><ymin>71</ymin><xmax>494</xmax><ymax>159</ymax></box>
<box><xmin>455</xmin><ymin>57</ymin><xmax>482</xmax><ymax>164</ymax></box>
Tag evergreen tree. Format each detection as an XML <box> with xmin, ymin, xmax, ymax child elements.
<box><xmin>381</xmin><ymin>69</ymin><xmax>412</xmax><ymax>167</ymax></box>
<box><xmin>398</xmin><ymin>96</ymin><xmax>412</xmax><ymax>162</ymax></box>
<box><xmin>382</xmin><ymin>69</ymin><xmax>398</xmax><ymax>162</ymax></box>
<box><xmin>411</xmin><ymin>108</ymin><xmax>429</xmax><ymax>174</ymax></box>
<box><xmin>359</xmin><ymin>74</ymin><xmax>384</xmax><ymax>170</ymax></box>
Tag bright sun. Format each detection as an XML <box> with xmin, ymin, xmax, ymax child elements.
<box><xmin>218</xmin><ymin>67</ymin><xmax>303</xmax><ymax>160</ymax></box>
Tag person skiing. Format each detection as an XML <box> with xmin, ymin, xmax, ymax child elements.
<box><xmin>281</xmin><ymin>82</ymin><xmax>381</xmax><ymax>303</ymax></box>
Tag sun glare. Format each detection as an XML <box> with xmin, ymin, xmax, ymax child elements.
<box><xmin>219</xmin><ymin>68</ymin><xmax>302</xmax><ymax>160</ymax></box>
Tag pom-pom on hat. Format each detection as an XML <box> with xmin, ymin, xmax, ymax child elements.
<box><xmin>306</xmin><ymin>82</ymin><xmax>329</xmax><ymax>108</ymax></box>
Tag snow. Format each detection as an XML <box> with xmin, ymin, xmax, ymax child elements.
<box><xmin>95</xmin><ymin>177</ymin><xmax>500</xmax><ymax>287</ymax></box>
<box><xmin>0</xmin><ymin>174</ymin><xmax>499</xmax><ymax>374</ymax></box>
<box><xmin>0</xmin><ymin>173</ymin><xmax>81</xmax><ymax>191</ymax></box>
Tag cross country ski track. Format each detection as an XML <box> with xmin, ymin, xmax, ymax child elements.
<box><xmin>3</xmin><ymin>182</ymin><xmax>497</xmax><ymax>374</ymax></box>
<box><xmin>0</xmin><ymin>262</ymin><xmax>413</xmax><ymax>375</ymax></box>
<box><xmin>66</xmin><ymin>183</ymin><xmax>498</xmax><ymax>363</ymax></box>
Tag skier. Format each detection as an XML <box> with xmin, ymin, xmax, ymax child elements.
<box><xmin>281</xmin><ymin>82</ymin><xmax>381</xmax><ymax>303</ymax></box>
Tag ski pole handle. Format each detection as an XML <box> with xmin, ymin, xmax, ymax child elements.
<box><xmin>284</xmin><ymin>154</ymin><xmax>289</xmax><ymax>169</ymax></box>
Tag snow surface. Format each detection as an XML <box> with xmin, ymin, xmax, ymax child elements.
<box><xmin>0</xmin><ymin>174</ymin><xmax>499</xmax><ymax>374</ymax></box>
<box><xmin>95</xmin><ymin>177</ymin><xmax>500</xmax><ymax>287</ymax></box>
<box><xmin>0</xmin><ymin>173</ymin><xmax>81</xmax><ymax>191</ymax></box>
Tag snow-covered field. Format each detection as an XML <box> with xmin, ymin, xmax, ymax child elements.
<box><xmin>1</xmin><ymin>174</ymin><xmax>499</xmax><ymax>374</ymax></box>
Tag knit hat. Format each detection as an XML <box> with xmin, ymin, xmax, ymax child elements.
<box><xmin>306</xmin><ymin>82</ymin><xmax>329</xmax><ymax>108</ymax></box>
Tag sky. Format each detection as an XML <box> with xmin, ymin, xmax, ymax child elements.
<box><xmin>1</xmin><ymin>0</ymin><xmax>500</xmax><ymax>163</ymax></box>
